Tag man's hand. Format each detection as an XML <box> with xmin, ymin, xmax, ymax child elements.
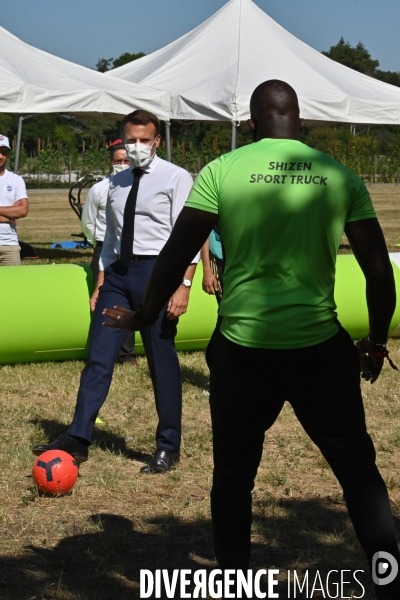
<box><xmin>356</xmin><ymin>338</ymin><xmax>384</xmax><ymax>384</ymax></box>
<box><xmin>90</xmin><ymin>271</ymin><xmax>105</xmax><ymax>312</ymax></box>
<box><xmin>0</xmin><ymin>215</ymin><xmax>10</xmax><ymax>223</ymax></box>
<box><xmin>90</xmin><ymin>288</ymin><xmax>100</xmax><ymax>313</ymax></box>
<box><xmin>166</xmin><ymin>285</ymin><xmax>190</xmax><ymax>320</ymax></box>
<box><xmin>102</xmin><ymin>306</ymin><xmax>155</xmax><ymax>331</ymax></box>
<box><xmin>202</xmin><ymin>271</ymin><xmax>219</xmax><ymax>295</ymax></box>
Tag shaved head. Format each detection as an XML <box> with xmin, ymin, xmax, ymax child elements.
<box><xmin>248</xmin><ymin>80</ymin><xmax>302</xmax><ymax>141</ymax></box>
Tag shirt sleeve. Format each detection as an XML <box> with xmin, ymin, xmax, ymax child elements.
<box><xmin>80</xmin><ymin>186</ymin><xmax>98</xmax><ymax>245</ymax></box>
<box><xmin>170</xmin><ymin>170</ymin><xmax>194</xmax><ymax>227</ymax></box>
<box><xmin>185</xmin><ymin>160</ymin><xmax>220</xmax><ymax>214</ymax></box>
<box><xmin>346</xmin><ymin>173</ymin><xmax>377</xmax><ymax>223</ymax></box>
<box><xmin>98</xmin><ymin>189</ymin><xmax>117</xmax><ymax>271</ymax></box>
<box><xmin>14</xmin><ymin>175</ymin><xmax>28</xmax><ymax>201</ymax></box>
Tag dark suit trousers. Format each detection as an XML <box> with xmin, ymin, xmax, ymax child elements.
<box><xmin>67</xmin><ymin>258</ymin><xmax>182</xmax><ymax>452</ymax></box>
<box><xmin>91</xmin><ymin>244</ymin><xmax>136</xmax><ymax>360</ymax></box>
<box><xmin>206</xmin><ymin>326</ymin><xmax>399</xmax><ymax>594</ymax></box>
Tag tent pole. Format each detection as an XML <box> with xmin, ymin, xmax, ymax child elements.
<box><xmin>231</xmin><ymin>122</ymin><xmax>237</xmax><ymax>151</ymax></box>
<box><xmin>165</xmin><ymin>121</ymin><xmax>171</xmax><ymax>162</ymax></box>
<box><xmin>14</xmin><ymin>115</ymin><xmax>24</xmax><ymax>174</ymax></box>
<box><xmin>14</xmin><ymin>114</ymin><xmax>35</xmax><ymax>174</ymax></box>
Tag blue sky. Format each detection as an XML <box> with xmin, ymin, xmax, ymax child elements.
<box><xmin>2</xmin><ymin>0</ymin><xmax>400</xmax><ymax>72</ymax></box>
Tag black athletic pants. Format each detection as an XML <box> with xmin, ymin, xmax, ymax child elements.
<box><xmin>206</xmin><ymin>326</ymin><xmax>399</xmax><ymax>594</ymax></box>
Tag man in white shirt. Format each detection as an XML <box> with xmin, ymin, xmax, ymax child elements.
<box><xmin>34</xmin><ymin>110</ymin><xmax>198</xmax><ymax>474</ymax></box>
<box><xmin>81</xmin><ymin>140</ymin><xmax>136</xmax><ymax>365</ymax></box>
<box><xmin>0</xmin><ymin>135</ymin><xmax>29</xmax><ymax>265</ymax></box>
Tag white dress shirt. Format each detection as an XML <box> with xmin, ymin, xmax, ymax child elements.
<box><xmin>0</xmin><ymin>169</ymin><xmax>28</xmax><ymax>245</ymax></box>
<box><xmin>99</xmin><ymin>155</ymin><xmax>198</xmax><ymax>271</ymax></box>
<box><xmin>80</xmin><ymin>176</ymin><xmax>109</xmax><ymax>245</ymax></box>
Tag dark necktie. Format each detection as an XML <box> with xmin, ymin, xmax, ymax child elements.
<box><xmin>120</xmin><ymin>167</ymin><xmax>143</xmax><ymax>266</ymax></box>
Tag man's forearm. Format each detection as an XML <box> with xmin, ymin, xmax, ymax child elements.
<box><xmin>201</xmin><ymin>240</ymin><xmax>213</xmax><ymax>275</ymax></box>
<box><xmin>95</xmin><ymin>270</ymin><xmax>105</xmax><ymax>290</ymax></box>
<box><xmin>184</xmin><ymin>263</ymin><xmax>197</xmax><ymax>281</ymax></box>
<box><xmin>366</xmin><ymin>267</ymin><xmax>396</xmax><ymax>342</ymax></box>
<box><xmin>0</xmin><ymin>201</ymin><xmax>28</xmax><ymax>220</ymax></box>
<box><xmin>140</xmin><ymin>208</ymin><xmax>217</xmax><ymax>322</ymax></box>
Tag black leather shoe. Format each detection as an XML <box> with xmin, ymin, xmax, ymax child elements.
<box><xmin>140</xmin><ymin>449</ymin><xmax>180</xmax><ymax>474</ymax></box>
<box><xmin>32</xmin><ymin>434</ymin><xmax>89</xmax><ymax>464</ymax></box>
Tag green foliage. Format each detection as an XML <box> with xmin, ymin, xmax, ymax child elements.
<box><xmin>96</xmin><ymin>57</ymin><xmax>113</xmax><ymax>72</ymax></box>
<box><xmin>80</xmin><ymin>146</ymin><xmax>110</xmax><ymax>174</ymax></box>
<box><xmin>305</xmin><ymin>127</ymin><xmax>400</xmax><ymax>183</ymax></box>
<box><xmin>305</xmin><ymin>127</ymin><xmax>338</xmax><ymax>154</ymax></box>
<box><xmin>8</xmin><ymin>148</ymin><xmax>27</xmax><ymax>171</ymax></box>
<box><xmin>96</xmin><ymin>51</ymin><xmax>146</xmax><ymax>72</ymax></box>
<box><xmin>0</xmin><ymin>114</ymin><xmax>17</xmax><ymax>137</ymax></box>
<box><xmin>79</xmin><ymin>117</ymin><xmax>119</xmax><ymax>145</ymax></box>
<box><xmin>35</xmin><ymin>147</ymin><xmax>69</xmax><ymax>175</ymax></box>
<box><xmin>23</xmin><ymin>179</ymin><xmax>73</xmax><ymax>189</ymax></box>
<box><xmin>322</xmin><ymin>37</ymin><xmax>379</xmax><ymax>74</ymax></box>
<box><xmin>21</xmin><ymin>114</ymin><xmax>60</xmax><ymax>147</ymax></box>
<box><xmin>376</xmin><ymin>70</ymin><xmax>400</xmax><ymax>87</ymax></box>
<box><xmin>54</xmin><ymin>123</ymin><xmax>76</xmax><ymax>146</ymax></box>
<box><xmin>322</xmin><ymin>37</ymin><xmax>400</xmax><ymax>88</ymax></box>
<box><xmin>112</xmin><ymin>52</ymin><xmax>145</xmax><ymax>69</ymax></box>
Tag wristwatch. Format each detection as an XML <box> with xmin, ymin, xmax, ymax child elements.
<box><xmin>181</xmin><ymin>278</ymin><xmax>192</xmax><ymax>288</ymax></box>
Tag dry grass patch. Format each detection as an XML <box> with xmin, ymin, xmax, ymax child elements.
<box><xmin>1</xmin><ymin>345</ymin><xmax>400</xmax><ymax>598</ymax></box>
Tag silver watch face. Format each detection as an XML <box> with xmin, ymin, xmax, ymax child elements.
<box><xmin>182</xmin><ymin>278</ymin><xmax>192</xmax><ymax>288</ymax></box>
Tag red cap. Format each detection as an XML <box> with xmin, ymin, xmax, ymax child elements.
<box><xmin>109</xmin><ymin>139</ymin><xmax>123</xmax><ymax>147</ymax></box>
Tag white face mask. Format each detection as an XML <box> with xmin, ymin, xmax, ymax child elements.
<box><xmin>112</xmin><ymin>163</ymin><xmax>130</xmax><ymax>175</ymax></box>
<box><xmin>125</xmin><ymin>139</ymin><xmax>157</xmax><ymax>168</ymax></box>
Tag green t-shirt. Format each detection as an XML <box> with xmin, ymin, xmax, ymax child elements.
<box><xmin>185</xmin><ymin>139</ymin><xmax>376</xmax><ymax>349</ymax></box>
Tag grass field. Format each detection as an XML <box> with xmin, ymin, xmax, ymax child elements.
<box><xmin>1</xmin><ymin>186</ymin><xmax>400</xmax><ymax>599</ymax></box>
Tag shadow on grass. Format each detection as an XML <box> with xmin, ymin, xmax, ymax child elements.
<box><xmin>29</xmin><ymin>418</ymin><xmax>152</xmax><ymax>464</ymax></box>
<box><xmin>181</xmin><ymin>364</ymin><xmax>209</xmax><ymax>389</ymax></box>
<box><xmin>0</xmin><ymin>498</ymin><xmax>381</xmax><ymax>599</ymax></box>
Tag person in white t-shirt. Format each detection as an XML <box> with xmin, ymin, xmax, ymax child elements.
<box><xmin>0</xmin><ymin>135</ymin><xmax>29</xmax><ymax>266</ymax></box>
<box><xmin>81</xmin><ymin>140</ymin><xmax>136</xmax><ymax>364</ymax></box>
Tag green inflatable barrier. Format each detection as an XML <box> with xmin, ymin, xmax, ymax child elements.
<box><xmin>0</xmin><ymin>264</ymin><xmax>93</xmax><ymax>365</ymax></box>
<box><xmin>1</xmin><ymin>256</ymin><xmax>400</xmax><ymax>365</ymax></box>
<box><xmin>334</xmin><ymin>254</ymin><xmax>400</xmax><ymax>338</ymax></box>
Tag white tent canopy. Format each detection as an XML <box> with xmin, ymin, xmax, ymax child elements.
<box><xmin>109</xmin><ymin>0</ymin><xmax>400</xmax><ymax>126</ymax></box>
<box><xmin>0</xmin><ymin>25</ymin><xmax>170</xmax><ymax>119</ymax></box>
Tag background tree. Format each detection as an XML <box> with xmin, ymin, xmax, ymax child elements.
<box><xmin>112</xmin><ymin>52</ymin><xmax>145</xmax><ymax>69</ymax></box>
<box><xmin>322</xmin><ymin>37</ymin><xmax>400</xmax><ymax>87</ymax></box>
<box><xmin>96</xmin><ymin>57</ymin><xmax>113</xmax><ymax>73</ymax></box>
<box><xmin>96</xmin><ymin>52</ymin><xmax>146</xmax><ymax>72</ymax></box>
<box><xmin>322</xmin><ymin>37</ymin><xmax>379</xmax><ymax>74</ymax></box>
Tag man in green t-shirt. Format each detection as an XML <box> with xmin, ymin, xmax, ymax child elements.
<box><xmin>103</xmin><ymin>81</ymin><xmax>399</xmax><ymax>598</ymax></box>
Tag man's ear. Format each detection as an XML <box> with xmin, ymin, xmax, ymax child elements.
<box><xmin>247</xmin><ymin>118</ymin><xmax>256</xmax><ymax>132</ymax></box>
<box><xmin>300</xmin><ymin>118</ymin><xmax>305</xmax><ymax>131</ymax></box>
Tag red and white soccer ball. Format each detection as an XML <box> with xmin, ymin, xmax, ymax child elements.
<box><xmin>32</xmin><ymin>449</ymin><xmax>79</xmax><ymax>495</ymax></box>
